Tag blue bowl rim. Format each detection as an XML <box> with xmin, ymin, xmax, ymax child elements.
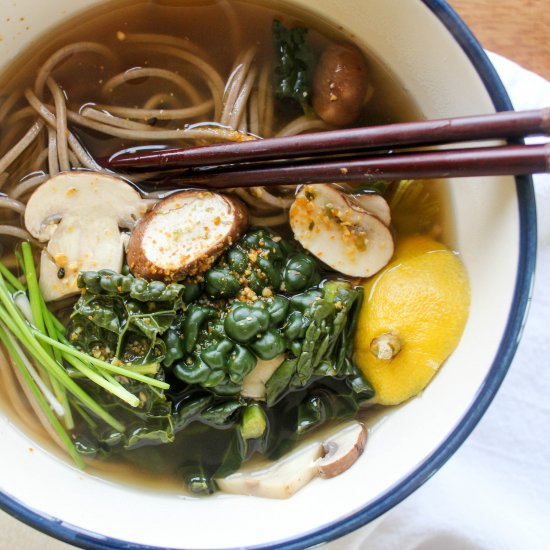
<box><xmin>0</xmin><ymin>0</ymin><xmax>537</xmax><ymax>548</ymax></box>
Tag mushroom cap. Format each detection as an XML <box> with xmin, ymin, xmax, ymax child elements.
<box><xmin>24</xmin><ymin>171</ymin><xmax>150</xmax><ymax>301</ymax></box>
<box><xmin>351</xmin><ymin>193</ymin><xmax>391</xmax><ymax>227</ymax></box>
<box><xmin>290</xmin><ymin>184</ymin><xmax>394</xmax><ymax>278</ymax></box>
<box><xmin>317</xmin><ymin>421</ymin><xmax>367</xmax><ymax>479</ymax></box>
<box><xmin>127</xmin><ymin>190</ymin><xmax>248</xmax><ymax>281</ymax></box>
<box><xmin>312</xmin><ymin>43</ymin><xmax>369</xmax><ymax>126</ymax></box>
<box><xmin>25</xmin><ymin>171</ymin><xmax>147</xmax><ymax>240</ymax></box>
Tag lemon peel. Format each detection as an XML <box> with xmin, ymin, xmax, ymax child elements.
<box><xmin>355</xmin><ymin>235</ymin><xmax>470</xmax><ymax>405</ymax></box>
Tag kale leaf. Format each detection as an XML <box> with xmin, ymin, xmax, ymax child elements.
<box><xmin>68</xmin><ymin>232</ymin><xmax>373</xmax><ymax>493</ymax></box>
<box><xmin>272</xmin><ymin>19</ymin><xmax>314</xmax><ymax>114</ymax></box>
<box><xmin>69</xmin><ymin>271</ymin><xmax>184</xmax><ymax>365</ymax></box>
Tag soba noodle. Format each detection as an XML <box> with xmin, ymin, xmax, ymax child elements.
<box><xmin>0</xmin><ymin>5</ymin><xmax>332</xmax><ymax>459</ymax></box>
<box><xmin>0</xmin><ymin>23</ymin><xmax>312</xmax><ymax>233</ymax></box>
<box><xmin>0</xmin><ymin>2</ymin><xmax>426</xmax><ymax>480</ymax></box>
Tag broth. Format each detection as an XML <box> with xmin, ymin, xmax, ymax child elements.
<box><xmin>0</xmin><ymin>0</ymin><xmax>422</xmax><ymax>168</ymax></box>
<box><xmin>0</xmin><ymin>0</ymin><xmax>454</xmax><ymax>496</ymax></box>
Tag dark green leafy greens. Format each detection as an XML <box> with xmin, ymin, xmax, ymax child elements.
<box><xmin>73</xmin><ymin>374</ymin><xmax>175</xmax><ymax>455</ymax></box>
<box><xmin>265</xmin><ymin>279</ymin><xmax>370</xmax><ymax>406</ymax></box>
<box><xmin>67</xmin><ymin>229</ymin><xmax>373</xmax><ymax>493</ymax></box>
<box><xmin>70</xmin><ymin>270</ymin><xmax>184</xmax><ymax>365</ymax></box>
<box><xmin>0</xmin><ymin>244</ymin><xmax>175</xmax><ymax>468</ymax></box>
<box><xmin>272</xmin><ymin>19</ymin><xmax>314</xmax><ymax>115</ymax></box>
<box><xmin>76</xmin><ymin>270</ymin><xmax>184</xmax><ymax>302</ymax></box>
<box><xmin>163</xmin><ymin>229</ymin><xmax>336</xmax><ymax>396</ymax></box>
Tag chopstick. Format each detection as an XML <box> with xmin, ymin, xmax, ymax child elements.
<box><xmin>106</xmin><ymin>107</ymin><xmax>550</xmax><ymax>171</ymax></box>
<box><xmin>146</xmin><ymin>143</ymin><xmax>550</xmax><ymax>189</ymax></box>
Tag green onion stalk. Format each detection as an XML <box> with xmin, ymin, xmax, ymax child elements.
<box><xmin>0</xmin><ymin>242</ymin><xmax>171</xmax><ymax>467</ymax></box>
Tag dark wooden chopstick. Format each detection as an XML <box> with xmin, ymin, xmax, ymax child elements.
<box><xmin>106</xmin><ymin>107</ymin><xmax>550</xmax><ymax>170</ymax></box>
<box><xmin>146</xmin><ymin>143</ymin><xmax>549</xmax><ymax>189</ymax></box>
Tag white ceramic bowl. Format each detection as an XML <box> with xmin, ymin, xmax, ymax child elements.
<box><xmin>0</xmin><ymin>1</ymin><xmax>536</xmax><ymax>548</ymax></box>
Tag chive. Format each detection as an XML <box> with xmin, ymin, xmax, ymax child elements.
<box><xmin>72</xmin><ymin>401</ymin><xmax>97</xmax><ymax>429</ymax></box>
<box><xmin>54</xmin><ymin>382</ymin><xmax>74</xmax><ymax>431</ymax></box>
<box><xmin>40</xmin><ymin>293</ymin><xmax>75</xmax><ymax>429</ymax></box>
<box><xmin>63</xmin><ymin>354</ymin><xmax>140</xmax><ymax>407</ymax></box>
<box><xmin>50</xmin><ymin>311</ymin><xmax>66</xmax><ymax>334</ymax></box>
<box><xmin>120</xmin><ymin>363</ymin><xmax>161</xmax><ymax>375</ymax></box>
<box><xmin>0</xmin><ymin>295</ymin><xmax>124</xmax><ymax>432</ymax></box>
<box><xmin>21</xmin><ymin>242</ymin><xmax>44</xmax><ymax>332</ymax></box>
<box><xmin>19</xmin><ymin>245</ymin><xmax>65</xmax><ymax>417</ymax></box>
<box><xmin>12</xmin><ymin>291</ymin><xmax>34</xmax><ymax>323</ymax></box>
<box><xmin>0</xmin><ymin>323</ymin><xmax>85</xmax><ymax>468</ymax></box>
<box><xmin>31</xmin><ymin>331</ymin><xmax>170</xmax><ymax>390</ymax></box>
<box><xmin>0</xmin><ymin>258</ymin><xmax>169</xmax><ymax>437</ymax></box>
<box><xmin>0</xmin><ymin>262</ymin><xmax>24</xmax><ymax>292</ymax></box>
<box><xmin>15</xmin><ymin>248</ymin><xmax>24</xmax><ymax>270</ymax></box>
<box><xmin>10</xmin><ymin>288</ymin><xmax>65</xmax><ymax>417</ymax></box>
<box><xmin>3</xmin><ymin>326</ymin><xmax>65</xmax><ymax>417</ymax></box>
<box><xmin>40</xmin><ymin>298</ymin><xmax>65</xmax><ymax>334</ymax></box>
<box><xmin>100</xmin><ymin>370</ymin><xmax>143</xmax><ymax>407</ymax></box>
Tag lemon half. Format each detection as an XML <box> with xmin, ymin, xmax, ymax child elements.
<box><xmin>355</xmin><ymin>235</ymin><xmax>470</xmax><ymax>405</ymax></box>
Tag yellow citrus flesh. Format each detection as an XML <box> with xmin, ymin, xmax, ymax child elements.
<box><xmin>355</xmin><ymin>235</ymin><xmax>470</xmax><ymax>406</ymax></box>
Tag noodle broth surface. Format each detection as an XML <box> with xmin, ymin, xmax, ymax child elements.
<box><xmin>0</xmin><ymin>0</ymin><xmax>452</xmax><ymax>494</ymax></box>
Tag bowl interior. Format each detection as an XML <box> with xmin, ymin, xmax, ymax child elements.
<box><xmin>0</xmin><ymin>0</ymin><xmax>532</xmax><ymax>548</ymax></box>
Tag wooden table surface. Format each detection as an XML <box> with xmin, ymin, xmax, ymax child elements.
<box><xmin>449</xmin><ymin>0</ymin><xmax>550</xmax><ymax>81</ymax></box>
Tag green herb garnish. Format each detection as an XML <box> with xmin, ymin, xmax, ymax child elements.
<box><xmin>0</xmin><ymin>243</ymin><xmax>173</xmax><ymax>467</ymax></box>
<box><xmin>272</xmin><ymin>19</ymin><xmax>314</xmax><ymax>114</ymax></box>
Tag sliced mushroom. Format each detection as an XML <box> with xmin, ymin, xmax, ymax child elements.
<box><xmin>216</xmin><ymin>440</ymin><xmax>324</xmax><ymax>499</ymax></box>
<box><xmin>351</xmin><ymin>193</ymin><xmax>391</xmax><ymax>227</ymax></box>
<box><xmin>317</xmin><ymin>421</ymin><xmax>367</xmax><ymax>479</ymax></box>
<box><xmin>24</xmin><ymin>171</ymin><xmax>152</xmax><ymax>302</ymax></box>
<box><xmin>290</xmin><ymin>184</ymin><xmax>394</xmax><ymax>278</ymax></box>
<box><xmin>127</xmin><ymin>190</ymin><xmax>248</xmax><ymax>281</ymax></box>
<box><xmin>216</xmin><ymin>421</ymin><xmax>367</xmax><ymax>498</ymax></box>
<box><xmin>240</xmin><ymin>354</ymin><xmax>286</xmax><ymax>400</ymax></box>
